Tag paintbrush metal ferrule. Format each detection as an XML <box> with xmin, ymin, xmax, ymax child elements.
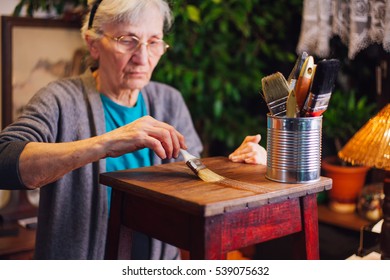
<box><xmin>180</xmin><ymin>149</ymin><xmax>225</xmax><ymax>182</ymax></box>
<box><xmin>185</xmin><ymin>158</ymin><xmax>206</xmax><ymax>174</ymax></box>
<box><xmin>267</xmin><ymin>96</ymin><xmax>288</xmax><ymax>116</ymax></box>
<box><xmin>301</xmin><ymin>92</ymin><xmax>332</xmax><ymax>117</ymax></box>
<box><xmin>181</xmin><ymin>149</ymin><xmax>203</xmax><ymax>173</ymax></box>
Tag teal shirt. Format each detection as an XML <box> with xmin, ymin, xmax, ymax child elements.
<box><xmin>101</xmin><ymin>93</ymin><xmax>152</xmax><ymax>207</ymax></box>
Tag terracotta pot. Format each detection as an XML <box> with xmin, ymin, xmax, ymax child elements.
<box><xmin>322</xmin><ymin>156</ymin><xmax>370</xmax><ymax>213</ymax></box>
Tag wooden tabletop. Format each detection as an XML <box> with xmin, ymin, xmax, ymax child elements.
<box><xmin>100</xmin><ymin>157</ymin><xmax>332</xmax><ymax>217</ymax></box>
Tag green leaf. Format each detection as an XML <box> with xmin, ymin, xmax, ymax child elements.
<box><xmin>213</xmin><ymin>99</ymin><xmax>223</xmax><ymax>118</ymax></box>
<box><xmin>323</xmin><ymin>90</ymin><xmax>376</xmax><ymax>152</ymax></box>
<box><xmin>13</xmin><ymin>1</ymin><xmax>26</xmax><ymax>16</ymax></box>
<box><xmin>186</xmin><ymin>5</ymin><xmax>201</xmax><ymax>23</ymax></box>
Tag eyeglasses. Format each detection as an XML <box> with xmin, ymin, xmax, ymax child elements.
<box><xmin>103</xmin><ymin>34</ymin><xmax>169</xmax><ymax>57</ymax></box>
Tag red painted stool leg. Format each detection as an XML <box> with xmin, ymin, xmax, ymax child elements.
<box><xmin>189</xmin><ymin>214</ymin><xmax>226</xmax><ymax>260</ymax></box>
<box><xmin>294</xmin><ymin>193</ymin><xmax>319</xmax><ymax>259</ymax></box>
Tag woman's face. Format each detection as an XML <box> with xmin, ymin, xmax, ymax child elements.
<box><xmin>93</xmin><ymin>6</ymin><xmax>165</xmax><ymax>93</ymax></box>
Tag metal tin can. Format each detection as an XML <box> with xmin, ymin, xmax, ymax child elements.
<box><xmin>266</xmin><ymin>114</ymin><xmax>322</xmax><ymax>183</ymax></box>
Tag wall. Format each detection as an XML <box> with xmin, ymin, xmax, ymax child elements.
<box><xmin>0</xmin><ymin>0</ymin><xmax>19</xmax><ymax>127</ymax></box>
<box><xmin>0</xmin><ymin>1</ymin><xmax>17</xmax><ymax>13</ymax></box>
<box><xmin>0</xmin><ymin>2</ymin><xmax>77</xmax><ymax>129</ymax></box>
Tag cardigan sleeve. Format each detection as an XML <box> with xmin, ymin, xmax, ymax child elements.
<box><xmin>0</xmin><ymin>141</ymin><xmax>29</xmax><ymax>189</ymax></box>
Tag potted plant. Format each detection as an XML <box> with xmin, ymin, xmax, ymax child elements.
<box><xmin>321</xmin><ymin>90</ymin><xmax>377</xmax><ymax>212</ymax></box>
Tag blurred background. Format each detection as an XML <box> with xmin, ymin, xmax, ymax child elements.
<box><xmin>2</xmin><ymin>0</ymin><xmax>386</xmax><ymax>157</ymax></box>
<box><xmin>1</xmin><ymin>0</ymin><xmax>389</xmax><ymax>260</ymax></box>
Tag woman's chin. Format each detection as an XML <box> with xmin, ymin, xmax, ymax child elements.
<box><xmin>123</xmin><ymin>80</ymin><xmax>148</xmax><ymax>90</ymax></box>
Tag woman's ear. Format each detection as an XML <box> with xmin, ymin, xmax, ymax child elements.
<box><xmin>85</xmin><ymin>35</ymin><xmax>99</xmax><ymax>60</ymax></box>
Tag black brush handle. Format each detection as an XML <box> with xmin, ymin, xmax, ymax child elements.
<box><xmin>301</xmin><ymin>59</ymin><xmax>340</xmax><ymax>117</ymax></box>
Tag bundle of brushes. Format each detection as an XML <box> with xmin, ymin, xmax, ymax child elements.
<box><xmin>261</xmin><ymin>52</ymin><xmax>340</xmax><ymax>118</ymax></box>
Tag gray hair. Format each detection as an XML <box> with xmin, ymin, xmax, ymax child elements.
<box><xmin>81</xmin><ymin>0</ymin><xmax>173</xmax><ymax>42</ymax></box>
<box><xmin>80</xmin><ymin>0</ymin><xmax>173</xmax><ymax>68</ymax></box>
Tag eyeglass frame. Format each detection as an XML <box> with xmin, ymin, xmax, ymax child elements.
<box><xmin>102</xmin><ymin>33</ymin><xmax>170</xmax><ymax>57</ymax></box>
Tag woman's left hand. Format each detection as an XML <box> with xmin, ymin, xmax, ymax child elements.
<box><xmin>228</xmin><ymin>134</ymin><xmax>267</xmax><ymax>165</ymax></box>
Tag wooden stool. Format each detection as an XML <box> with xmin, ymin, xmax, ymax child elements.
<box><xmin>100</xmin><ymin>157</ymin><xmax>332</xmax><ymax>260</ymax></box>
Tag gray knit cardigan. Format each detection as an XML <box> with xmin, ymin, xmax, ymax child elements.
<box><xmin>0</xmin><ymin>70</ymin><xmax>203</xmax><ymax>259</ymax></box>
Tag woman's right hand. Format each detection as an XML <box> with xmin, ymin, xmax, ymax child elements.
<box><xmin>103</xmin><ymin>115</ymin><xmax>187</xmax><ymax>160</ymax></box>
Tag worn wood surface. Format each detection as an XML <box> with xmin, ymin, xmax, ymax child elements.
<box><xmin>102</xmin><ymin>157</ymin><xmax>331</xmax><ymax>259</ymax></box>
<box><xmin>100</xmin><ymin>157</ymin><xmax>332</xmax><ymax>217</ymax></box>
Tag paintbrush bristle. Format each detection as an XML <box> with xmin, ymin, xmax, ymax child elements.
<box><xmin>261</xmin><ymin>72</ymin><xmax>289</xmax><ymax>103</ymax></box>
<box><xmin>309</xmin><ymin>59</ymin><xmax>340</xmax><ymax>95</ymax></box>
<box><xmin>180</xmin><ymin>149</ymin><xmax>225</xmax><ymax>183</ymax></box>
<box><xmin>197</xmin><ymin>168</ymin><xmax>225</xmax><ymax>183</ymax></box>
<box><xmin>261</xmin><ymin>72</ymin><xmax>290</xmax><ymax>116</ymax></box>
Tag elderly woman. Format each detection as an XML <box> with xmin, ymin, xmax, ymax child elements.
<box><xmin>0</xmin><ymin>0</ymin><xmax>266</xmax><ymax>260</ymax></box>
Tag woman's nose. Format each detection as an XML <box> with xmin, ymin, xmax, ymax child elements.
<box><xmin>130</xmin><ymin>44</ymin><xmax>149</xmax><ymax>64</ymax></box>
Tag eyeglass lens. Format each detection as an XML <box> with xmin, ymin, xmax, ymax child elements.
<box><xmin>116</xmin><ymin>36</ymin><xmax>167</xmax><ymax>56</ymax></box>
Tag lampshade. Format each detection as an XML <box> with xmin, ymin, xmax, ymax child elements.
<box><xmin>338</xmin><ymin>103</ymin><xmax>390</xmax><ymax>170</ymax></box>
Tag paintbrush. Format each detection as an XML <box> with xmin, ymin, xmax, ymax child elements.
<box><xmin>180</xmin><ymin>149</ymin><xmax>225</xmax><ymax>183</ymax></box>
<box><xmin>261</xmin><ymin>72</ymin><xmax>290</xmax><ymax>116</ymax></box>
<box><xmin>301</xmin><ymin>59</ymin><xmax>340</xmax><ymax>117</ymax></box>
<box><xmin>295</xmin><ymin>56</ymin><xmax>315</xmax><ymax>112</ymax></box>
<box><xmin>285</xmin><ymin>52</ymin><xmax>309</xmax><ymax>118</ymax></box>
<box><xmin>287</xmin><ymin>52</ymin><xmax>308</xmax><ymax>91</ymax></box>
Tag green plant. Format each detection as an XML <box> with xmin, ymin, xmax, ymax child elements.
<box><xmin>322</xmin><ymin>90</ymin><xmax>376</xmax><ymax>154</ymax></box>
<box><xmin>154</xmin><ymin>0</ymin><xmax>303</xmax><ymax>156</ymax></box>
<box><xmin>13</xmin><ymin>0</ymin><xmax>87</xmax><ymax>17</ymax></box>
